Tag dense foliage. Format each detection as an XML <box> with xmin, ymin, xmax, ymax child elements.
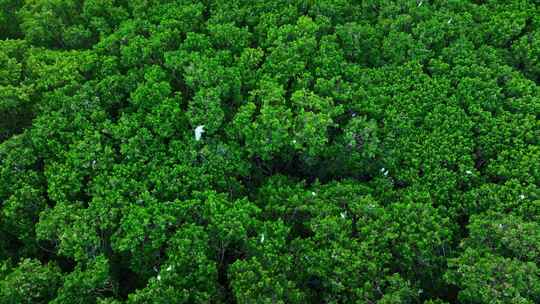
<box><xmin>1</xmin><ymin>0</ymin><xmax>539</xmax><ymax>303</ymax></box>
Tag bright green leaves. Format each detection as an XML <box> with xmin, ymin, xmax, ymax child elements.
<box><xmin>382</xmin><ymin>30</ymin><xmax>431</xmax><ymax>65</ymax></box>
<box><xmin>80</xmin><ymin>0</ymin><xmax>128</xmax><ymax>39</ymax></box>
<box><xmin>464</xmin><ymin>213</ymin><xmax>540</xmax><ymax>262</ymax></box>
<box><xmin>112</xmin><ymin>192</ymin><xmax>183</xmax><ymax>277</ymax></box>
<box><xmin>126</xmin><ymin>193</ymin><xmax>260</xmax><ymax>303</ymax></box>
<box><xmin>463</xmin><ymin>179</ymin><xmax>540</xmax><ymax>221</ymax></box>
<box><xmin>2</xmin><ymin>184</ymin><xmax>46</xmax><ymax>251</ymax></box>
<box><xmin>299</xmin><ymin>181</ymin><xmax>453</xmax><ymax>300</ymax></box>
<box><xmin>128</xmin><ymin>66</ymin><xmax>185</xmax><ymax>138</ymax></box>
<box><xmin>161</xmin><ymin>225</ymin><xmax>220</xmax><ymax>302</ymax></box>
<box><xmin>51</xmin><ymin>255</ymin><xmax>116</xmax><ymax>304</ymax></box>
<box><xmin>0</xmin><ymin>134</ymin><xmax>41</xmax><ymax>202</ymax></box>
<box><xmin>229</xmin><ymin>221</ymin><xmax>305</xmax><ymax>304</ymax></box>
<box><xmin>199</xmin><ymin>192</ymin><xmax>261</xmax><ymax>264</ymax></box>
<box><xmin>19</xmin><ymin>0</ymin><xmax>88</xmax><ymax>48</ymax></box>
<box><xmin>0</xmin><ymin>40</ymin><xmax>32</xmax><ymax>140</ymax></box>
<box><xmin>19</xmin><ymin>0</ymin><xmax>127</xmax><ymax>49</ymax></box>
<box><xmin>119</xmin><ymin>65</ymin><xmax>187</xmax><ymax>141</ymax></box>
<box><xmin>237</xmin><ymin>47</ymin><xmax>264</xmax><ymax>91</ymax></box>
<box><xmin>25</xmin><ymin>48</ymin><xmax>97</xmax><ymax>93</ymax></box>
<box><xmin>312</xmin><ymin>34</ymin><xmax>345</xmax><ymax>79</ymax></box>
<box><xmin>143</xmin><ymin>96</ymin><xmax>185</xmax><ymax>140</ymax></box>
<box><xmin>37</xmin><ymin>200</ymin><xmax>101</xmax><ymax>262</ymax></box>
<box><xmin>384</xmin><ymin>201</ymin><xmax>454</xmax><ymax>292</ymax></box>
<box><xmin>0</xmin><ymin>259</ymin><xmax>62</xmax><ymax>304</ymax></box>
<box><xmin>18</xmin><ymin>0</ymin><xmax>75</xmax><ymax>47</ymax></box>
<box><xmin>207</xmin><ymin>22</ymin><xmax>251</xmax><ymax>54</ymax></box>
<box><xmin>127</xmin><ymin>225</ymin><xmax>219</xmax><ymax>304</ymax></box>
<box><xmin>479</xmin><ymin>3</ymin><xmax>530</xmax><ymax>48</ymax></box>
<box><xmin>130</xmin><ymin>66</ymin><xmax>172</xmax><ymax>110</ymax></box>
<box><xmin>231</xmin><ymin>80</ymin><xmax>293</xmax><ymax>161</ymax></box>
<box><xmin>512</xmin><ymin>30</ymin><xmax>540</xmax><ymax>82</ymax></box>
<box><xmin>231</xmin><ymin>80</ymin><xmax>342</xmax><ymax>161</ymax></box>
<box><xmin>446</xmin><ymin>250</ymin><xmax>540</xmax><ymax>304</ymax></box>
<box><xmin>254</xmin><ymin>175</ymin><xmax>310</xmax><ymax>232</ymax></box>
<box><xmin>377</xmin><ymin>274</ymin><xmax>418</xmax><ymax>304</ymax></box>
<box><xmin>0</xmin><ymin>50</ymin><xmax>21</xmax><ymax>85</ymax></box>
<box><xmin>336</xmin><ymin>22</ymin><xmax>383</xmax><ymax>67</ymax></box>
<box><xmin>340</xmin><ymin>115</ymin><xmax>380</xmax><ymax>160</ymax></box>
<box><xmin>44</xmin><ymin>161</ymin><xmax>84</xmax><ymax>204</ymax></box>
<box><xmin>165</xmin><ymin>48</ymin><xmax>242</xmax><ymax>102</ymax></box>
<box><xmin>0</xmin><ymin>134</ymin><xmax>45</xmax><ymax>258</ymax></box>
<box><xmin>130</xmin><ymin>1</ymin><xmax>204</xmax><ymax>35</ymax></box>
<box><xmin>295</xmin><ymin>211</ymin><xmax>417</xmax><ymax>303</ymax></box>
<box><xmin>290</xmin><ymin>89</ymin><xmax>342</xmax><ymax>157</ymax></box>
<box><xmin>187</xmin><ymin>87</ymin><xmax>224</xmax><ymax>135</ymax></box>
<box><xmin>262</xmin><ymin>16</ymin><xmax>318</xmax><ymax>88</ymax></box>
<box><xmin>230</xmin><ymin>256</ymin><xmax>305</xmax><ymax>304</ymax></box>
<box><xmin>37</xmin><ymin>136</ymin><xmax>118</xmax><ymax>262</ymax></box>
<box><xmin>288</xmin><ymin>181</ymin><xmax>407</xmax><ymax>302</ymax></box>
<box><xmin>1</xmin><ymin>0</ymin><xmax>540</xmax><ymax>303</ymax></box>
<box><xmin>446</xmin><ymin>212</ymin><xmax>540</xmax><ymax>304</ymax></box>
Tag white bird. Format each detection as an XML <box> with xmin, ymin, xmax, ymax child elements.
<box><xmin>465</xmin><ymin>170</ymin><xmax>472</xmax><ymax>175</ymax></box>
<box><xmin>340</xmin><ymin>212</ymin><xmax>347</xmax><ymax>219</ymax></box>
<box><xmin>194</xmin><ymin>125</ymin><xmax>205</xmax><ymax>141</ymax></box>
<box><xmin>166</xmin><ymin>266</ymin><xmax>172</xmax><ymax>271</ymax></box>
<box><xmin>157</xmin><ymin>275</ymin><xmax>161</xmax><ymax>281</ymax></box>
<box><xmin>519</xmin><ymin>194</ymin><xmax>525</xmax><ymax>200</ymax></box>
<box><xmin>418</xmin><ymin>1</ymin><xmax>423</xmax><ymax>7</ymax></box>
<box><xmin>260</xmin><ymin>233</ymin><xmax>265</xmax><ymax>243</ymax></box>
<box><xmin>311</xmin><ymin>191</ymin><xmax>317</xmax><ymax>196</ymax></box>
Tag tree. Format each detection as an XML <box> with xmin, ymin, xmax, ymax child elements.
<box><xmin>0</xmin><ymin>0</ymin><xmax>539</xmax><ymax>302</ymax></box>
<box><xmin>0</xmin><ymin>259</ymin><xmax>62</xmax><ymax>304</ymax></box>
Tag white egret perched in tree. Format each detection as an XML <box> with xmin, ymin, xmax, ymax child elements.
<box><xmin>195</xmin><ymin>125</ymin><xmax>205</xmax><ymax>141</ymax></box>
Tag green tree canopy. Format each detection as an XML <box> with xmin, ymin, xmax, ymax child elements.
<box><xmin>0</xmin><ymin>0</ymin><xmax>539</xmax><ymax>303</ymax></box>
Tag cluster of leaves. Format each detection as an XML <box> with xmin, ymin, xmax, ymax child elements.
<box><xmin>1</xmin><ymin>0</ymin><xmax>539</xmax><ymax>303</ymax></box>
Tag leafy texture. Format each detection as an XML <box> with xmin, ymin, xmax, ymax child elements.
<box><xmin>0</xmin><ymin>0</ymin><xmax>539</xmax><ymax>303</ymax></box>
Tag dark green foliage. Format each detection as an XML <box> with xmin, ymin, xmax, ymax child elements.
<box><xmin>0</xmin><ymin>259</ymin><xmax>63</xmax><ymax>303</ymax></box>
<box><xmin>0</xmin><ymin>0</ymin><xmax>23</xmax><ymax>39</ymax></box>
<box><xmin>1</xmin><ymin>0</ymin><xmax>539</xmax><ymax>303</ymax></box>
